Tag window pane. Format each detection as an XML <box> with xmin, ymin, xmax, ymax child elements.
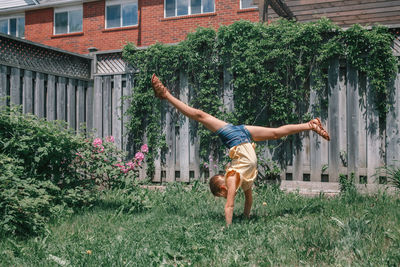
<box><xmin>191</xmin><ymin>0</ymin><xmax>201</xmax><ymax>14</ymax></box>
<box><xmin>203</xmin><ymin>0</ymin><xmax>214</xmax><ymax>12</ymax></box>
<box><xmin>18</xmin><ymin>17</ymin><xmax>25</xmax><ymax>37</ymax></box>
<box><xmin>122</xmin><ymin>3</ymin><xmax>138</xmax><ymax>26</ymax></box>
<box><xmin>55</xmin><ymin>12</ymin><xmax>68</xmax><ymax>34</ymax></box>
<box><xmin>241</xmin><ymin>0</ymin><xmax>255</xmax><ymax>9</ymax></box>
<box><xmin>177</xmin><ymin>0</ymin><xmax>188</xmax><ymax>16</ymax></box>
<box><xmin>69</xmin><ymin>9</ymin><xmax>82</xmax><ymax>32</ymax></box>
<box><xmin>0</xmin><ymin>19</ymin><xmax>8</xmax><ymax>34</ymax></box>
<box><xmin>10</xmin><ymin>18</ymin><xmax>17</xmax><ymax>36</ymax></box>
<box><xmin>165</xmin><ymin>0</ymin><xmax>175</xmax><ymax>17</ymax></box>
<box><xmin>107</xmin><ymin>5</ymin><xmax>121</xmax><ymax>28</ymax></box>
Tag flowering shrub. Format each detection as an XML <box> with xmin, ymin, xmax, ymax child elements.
<box><xmin>72</xmin><ymin>136</ymin><xmax>148</xmax><ymax>189</ymax></box>
<box><xmin>0</xmin><ymin>106</ymin><xmax>148</xmax><ymax>237</ymax></box>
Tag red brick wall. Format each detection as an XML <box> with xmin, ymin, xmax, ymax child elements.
<box><xmin>25</xmin><ymin>0</ymin><xmax>258</xmax><ymax>54</ymax></box>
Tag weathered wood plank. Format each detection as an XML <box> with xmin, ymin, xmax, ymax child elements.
<box><xmin>179</xmin><ymin>71</ymin><xmax>190</xmax><ymax>182</ymax></box>
<box><xmin>67</xmin><ymin>79</ymin><xmax>76</xmax><ymax>130</ymax></box>
<box><xmin>328</xmin><ymin>58</ymin><xmax>340</xmax><ymax>182</ymax></box>
<box><xmin>346</xmin><ymin>63</ymin><xmax>359</xmax><ymax>179</ymax></box>
<box><xmin>165</xmin><ymin>106</ymin><xmax>175</xmax><ymax>182</ymax></box>
<box><xmin>338</xmin><ymin>66</ymin><xmax>347</xmax><ymax>169</ymax></box>
<box><xmin>223</xmin><ymin>67</ymin><xmax>234</xmax><ymax>113</ymax></box>
<box><xmin>189</xmin><ymin>82</ymin><xmax>200</xmax><ymax>181</ymax></box>
<box><xmin>10</xmin><ymin>68</ymin><xmax>21</xmax><ymax>105</ymax></box>
<box><xmin>56</xmin><ymin>77</ymin><xmax>66</xmax><ymax>121</ymax></box>
<box><xmin>103</xmin><ymin>76</ymin><xmax>111</xmax><ymax>137</ymax></box>
<box><xmin>46</xmin><ymin>75</ymin><xmax>56</xmax><ymax>121</ymax></box>
<box><xmin>93</xmin><ymin>76</ymin><xmax>103</xmax><ymax>137</ymax></box>
<box><xmin>77</xmin><ymin>80</ymin><xmax>85</xmax><ymax>133</ymax></box>
<box><xmin>123</xmin><ymin>74</ymin><xmax>134</xmax><ymax>157</ymax></box>
<box><xmin>23</xmin><ymin>70</ymin><xmax>33</xmax><ymax>114</ymax></box>
<box><xmin>366</xmin><ymin>77</ymin><xmax>382</xmax><ymax>184</ymax></box>
<box><xmin>86</xmin><ymin>81</ymin><xmax>94</xmax><ymax>133</ymax></box>
<box><xmin>293</xmin><ymin>136</ymin><xmax>303</xmax><ymax>181</ymax></box>
<box><xmin>112</xmin><ymin>75</ymin><xmax>123</xmax><ymax>149</ymax></box>
<box><xmin>310</xmin><ymin>76</ymin><xmax>322</xmax><ymax>182</ymax></box>
<box><xmin>358</xmin><ymin>73</ymin><xmax>367</xmax><ymax>172</ymax></box>
<box><xmin>34</xmin><ymin>72</ymin><xmax>45</xmax><ymax>118</ymax></box>
<box><xmin>386</xmin><ymin>73</ymin><xmax>400</xmax><ymax>167</ymax></box>
<box><xmin>0</xmin><ymin>65</ymin><xmax>7</xmax><ymax>107</ymax></box>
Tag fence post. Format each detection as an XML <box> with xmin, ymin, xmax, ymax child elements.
<box><xmin>386</xmin><ymin>73</ymin><xmax>400</xmax><ymax>167</ymax></box>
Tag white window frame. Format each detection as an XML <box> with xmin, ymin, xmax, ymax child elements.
<box><xmin>53</xmin><ymin>5</ymin><xmax>83</xmax><ymax>35</ymax></box>
<box><xmin>0</xmin><ymin>14</ymin><xmax>25</xmax><ymax>38</ymax></box>
<box><xmin>105</xmin><ymin>0</ymin><xmax>139</xmax><ymax>29</ymax></box>
<box><xmin>240</xmin><ymin>0</ymin><xmax>256</xmax><ymax>9</ymax></box>
<box><xmin>164</xmin><ymin>0</ymin><xmax>215</xmax><ymax>18</ymax></box>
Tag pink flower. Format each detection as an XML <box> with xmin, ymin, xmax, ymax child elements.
<box><xmin>97</xmin><ymin>145</ymin><xmax>104</xmax><ymax>153</ymax></box>
<box><xmin>92</xmin><ymin>138</ymin><xmax>102</xmax><ymax>147</ymax></box>
<box><xmin>106</xmin><ymin>136</ymin><xmax>115</xmax><ymax>143</ymax></box>
<box><xmin>135</xmin><ymin>152</ymin><xmax>145</xmax><ymax>161</ymax></box>
<box><xmin>204</xmin><ymin>163</ymin><xmax>208</xmax><ymax>169</ymax></box>
<box><xmin>140</xmin><ymin>144</ymin><xmax>149</xmax><ymax>153</ymax></box>
<box><xmin>213</xmin><ymin>164</ymin><xmax>217</xmax><ymax>169</ymax></box>
<box><xmin>126</xmin><ymin>161</ymin><xmax>136</xmax><ymax>170</ymax></box>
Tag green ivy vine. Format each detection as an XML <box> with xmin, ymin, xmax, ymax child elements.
<box><xmin>123</xmin><ymin>19</ymin><xmax>398</xmax><ymax>176</ymax></box>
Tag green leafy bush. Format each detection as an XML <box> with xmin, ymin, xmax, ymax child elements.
<box><xmin>0</xmin><ymin>106</ymin><xmax>148</xmax><ymax>237</ymax></box>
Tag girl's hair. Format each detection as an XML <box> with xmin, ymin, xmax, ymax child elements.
<box><xmin>209</xmin><ymin>174</ymin><xmax>225</xmax><ymax>196</ymax></box>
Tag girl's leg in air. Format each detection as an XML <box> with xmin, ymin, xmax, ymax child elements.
<box><xmin>152</xmin><ymin>74</ymin><xmax>227</xmax><ymax>132</ymax></box>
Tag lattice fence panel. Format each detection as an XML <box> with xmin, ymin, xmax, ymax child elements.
<box><xmin>0</xmin><ymin>34</ymin><xmax>91</xmax><ymax>80</ymax></box>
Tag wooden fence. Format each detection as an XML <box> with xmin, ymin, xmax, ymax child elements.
<box><xmin>1</xmin><ymin>33</ymin><xmax>400</xmax><ymax>190</ymax></box>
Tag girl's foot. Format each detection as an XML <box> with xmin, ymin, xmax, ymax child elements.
<box><xmin>151</xmin><ymin>74</ymin><xmax>169</xmax><ymax>99</ymax></box>
<box><xmin>309</xmin><ymin>118</ymin><xmax>330</xmax><ymax>141</ymax></box>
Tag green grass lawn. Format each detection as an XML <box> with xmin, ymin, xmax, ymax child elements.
<box><xmin>1</xmin><ymin>183</ymin><xmax>400</xmax><ymax>266</ymax></box>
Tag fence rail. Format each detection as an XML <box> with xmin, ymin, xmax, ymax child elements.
<box><xmin>1</xmin><ymin>34</ymin><xmax>400</xmax><ymax>190</ymax></box>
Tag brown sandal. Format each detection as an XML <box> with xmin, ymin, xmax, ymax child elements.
<box><xmin>309</xmin><ymin>118</ymin><xmax>330</xmax><ymax>141</ymax></box>
<box><xmin>151</xmin><ymin>74</ymin><xmax>169</xmax><ymax>99</ymax></box>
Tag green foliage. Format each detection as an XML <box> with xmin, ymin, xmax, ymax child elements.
<box><xmin>378</xmin><ymin>164</ymin><xmax>400</xmax><ymax>191</ymax></box>
<box><xmin>123</xmin><ymin>19</ymin><xmax>398</xmax><ymax>169</ymax></box>
<box><xmin>339</xmin><ymin>173</ymin><xmax>357</xmax><ymax>196</ymax></box>
<box><xmin>0</xmin><ymin>106</ymin><xmax>147</xmax><ymax>237</ymax></box>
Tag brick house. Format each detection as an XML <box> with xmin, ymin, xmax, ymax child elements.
<box><xmin>1</xmin><ymin>0</ymin><xmax>399</xmax><ymax>54</ymax></box>
<box><xmin>0</xmin><ymin>0</ymin><xmax>259</xmax><ymax>54</ymax></box>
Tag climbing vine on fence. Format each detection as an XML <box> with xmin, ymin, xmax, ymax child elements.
<box><xmin>122</xmin><ymin>19</ymin><xmax>398</xmax><ymax>176</ymax></box>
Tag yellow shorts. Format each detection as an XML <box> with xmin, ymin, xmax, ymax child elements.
<box><xmin>225</xmin><ymin>142</ymin><xmax>258</xmax><ymax>192</ymax></box>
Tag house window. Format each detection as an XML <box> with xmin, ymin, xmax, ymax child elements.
<box><xmin>54</xmin><ymin>6</ymin><xmax>83</xmax><ymax>34</ymax></box>
<box><xmin>240</xmin><ymin>0</ymin><xmax>256</xmax><ymax>9</ymax></box>
<box><xmin>0</xmin><ymin>16</ymin><xmax>25</xmax><ymax>38</ymax></box>
<box><xmin>106</xmin><ymin>0</ymin><xmax>138</xmax><ymax>29</ymax></box>
<box><xmin>165</xmin><ymin>0</ymin><xmax>214</xmax><ymax>17</ymax></box>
